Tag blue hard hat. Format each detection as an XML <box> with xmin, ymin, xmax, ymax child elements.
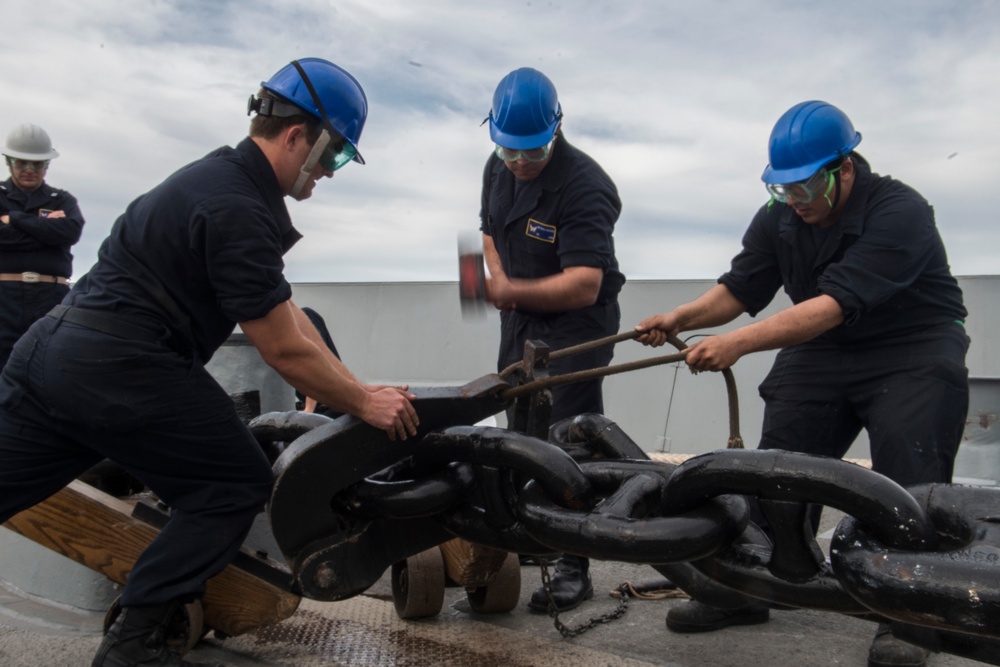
<box><xmin>488</xmin><ymin>68</ymin><xmax>562</xmax><ymax>149</ymax></box>
<box><xmin>761</xmin><ymin>101</ymin><xmax>862</xmax><ymax>184</ymax></box>
<box><xmin>261</xmin><ymin>58</ymin><xmax>368</xmax><ymax>165</ymax></box>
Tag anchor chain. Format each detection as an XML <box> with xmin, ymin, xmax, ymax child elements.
<box><xmin>332</xmin><ymin>433</ymin><xmax>1000</xmax><ymax>663</ymax></box>
<box><xmin>259</xmin><ymin>331</ymin><xmax>999</xmax><ymax>664</ymax></box>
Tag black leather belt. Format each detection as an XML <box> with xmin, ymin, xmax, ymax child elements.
<box><xmin>47</xmin><ymin>305</ymin><xmax>165</xmax><ymax>343</ymax></box>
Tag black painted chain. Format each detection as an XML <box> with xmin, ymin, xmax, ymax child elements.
<box><xmin>260</xmin><ymin>330</ymin><xmax>999</xmax><ymax>664</ymax></box>
<box><xmin>329</xmin><ymin>426</ymin><xmax>1000</xmax><ymax>663</ymax></box>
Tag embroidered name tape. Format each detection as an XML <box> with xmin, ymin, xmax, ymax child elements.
<box><xmin>525</xmin><ymin>218</ymin><xmax>556</xmax><ymax>243</ymax></box>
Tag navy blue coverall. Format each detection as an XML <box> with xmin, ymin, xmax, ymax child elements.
<box><xmin>480</xmin><ymin>136</ymin><xmax>625</xmax><ymax>422</ymax></box>
<box><xmin>0</xmin><ymin>178</ymin><xmax>84</xmax><ymax>367</ymax></box>
<box><xmin>0</xmin><ymin>137</ymin><xmax>294</xmax><ymax>607</ymax></box>
<box><xmin>721</xmin><ymin>154</ymin><xmax>969</xmax><ymax>488</ymax></box>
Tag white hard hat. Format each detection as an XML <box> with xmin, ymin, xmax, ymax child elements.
<box><xmin>3</xmin><ymin>123</ymin><xmax>60</xmax><ymax>161</ymax></box>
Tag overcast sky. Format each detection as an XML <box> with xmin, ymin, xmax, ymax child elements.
<box><xmin>3</xmin><ymin>0</ymin><xmax>997</xmax><ymax>284</ymax></box>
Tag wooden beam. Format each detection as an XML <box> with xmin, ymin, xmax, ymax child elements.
<box><xmin>3</xmin><ymin>480</ymin><xmax>299</xmax><ymax>637</ymax></box>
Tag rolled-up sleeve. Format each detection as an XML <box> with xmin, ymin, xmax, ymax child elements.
<box><xmin>198</xmin><ymin>195</ymin><xmax>293</xmax><ymax>323</ymax></box>
<box><xmin>719</xmin><ymin>206</ymin><xmax>784</xmax><ymax>317</ymax></box>
<box><xmin>556</xmin><ymin>174</ymin><xmax>620</xmax><ymax>271</ymax></box>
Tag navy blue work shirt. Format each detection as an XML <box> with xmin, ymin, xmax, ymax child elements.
<box><xmin>720</xmin><ymin>154</ymin><xmax>966</xmax><ymax>345</ymax></box>
<box><xmin>0</xmin><ymin>178</ymin><xmax>84</xmax><ymax>277</ymax></box>
<box><xmin>479</xmin><ymin>136</ymin><xmax>625</xmax><ymax>313</ymax></box>
<box><xmin>67</xmin><ymin>137</ymin><xmax>301</xmax><ymax>363</ymax></box>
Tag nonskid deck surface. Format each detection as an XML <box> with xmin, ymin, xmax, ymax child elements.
<box><xmin>0</xmin><ymin>506</ymin><xmax>986</xmax><ymax>667</ymax></box>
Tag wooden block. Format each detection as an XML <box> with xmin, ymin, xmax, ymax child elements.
<box><xmin>3</xmin><ymin>480</ymin><xmax>299</xmax><ymax>637</ymax></box>
<box><xmin>438</xmin><ymin>537</ymin><xmax>508</xmax><ymax>588</ymax></box>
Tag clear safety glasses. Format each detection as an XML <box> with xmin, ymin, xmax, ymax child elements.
<box><xmin>7</xmin><ymin>158</ymin><xmax>49</xmax><ymax>172</ymax></box>
<box><xmin>494</xmin><ymin>139</ymin><xmax>554</xmax><ymax>163</ymax></box>
<box><xmin>766</xmin><ymin>165</ymin><xmax>842</xmax><ymax>204</ymax></box>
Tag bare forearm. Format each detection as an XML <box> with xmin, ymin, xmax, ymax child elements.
<box><xmin>270</xmin><ymin>340</ymin><xmax>367</xmax><ymax>415</ymax></box>
<box><xmin>482</xmin><ymin>234</ymin><xmax>504</xmax><ymax>279</ymax></box>
<box><xmin>483</xmin><ymin>234</ymin><xmax>602</xmax><ymax>312</ymax></box>
<box><xmin>242</xmin><ymin>304</ymin><xmax>367</xmax><ymax>416</ymax></box>
<box><xmin>637</xmin><ymin>284</ymin><xmax>746</xmax><ymax>349</ymax></box>
<box><xmin>673</xmin><ymin>284</ymin><xmax>747</xmax><ymax>332</ymax></box>
<box><xmin>725</xmin><ymin>294</ymin><xmax>845</xmax><ymax>356</ymax></box>
<box><xmin>680</xmin><ymin>294</ymin><xmax>845</xmax><ymax>372</ymax></box>
<box><xmin>504</xmin><ymin>270</ymin><xmax>602</xmax><ymax>311</ymax></box>
<box><xmin>290</xmin><ymin>302</ymin><xmax>358</xmax><ymax>383</ymax></box>
<box><xmin>244</xmin><ymin>301</ymin><xmax>418</xmax><ymax>440</ymax></box>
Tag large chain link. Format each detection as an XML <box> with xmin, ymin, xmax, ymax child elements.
<box><xmin>259</xmin><ymin>331</ymin><xmax>998</xmax><ymax>664</ymax></box>
<box><xmin>317</xmin><ymin>423</ymin><xmax>1000</xmax><ymax>663</ymax></box>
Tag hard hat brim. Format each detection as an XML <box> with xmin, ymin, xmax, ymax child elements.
<box><xmin>761</xmin><ymin>157</ymin><xmax>831</xmax><ymax>185</ymax></box>
<box><xmin>489</xmin><ymin>118</ymin><xmax>559</xmax><ymax>151</ymax></box>
<box><xmin>3</xmin><ymin>147</ymin><xmax>59</xmax><ymax>161</ymax></box>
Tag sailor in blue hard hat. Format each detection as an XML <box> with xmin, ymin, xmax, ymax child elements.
<box><xmin>636</xmin><ymin>101</ymin><xmax>968</xmax><ymax>667</ymax></box>
<box><xmin>479</xmin><ymin>67</ymin><xmax>626</xmax><ymax>614</ymax></box>
<box><xmin>248</xmin><ymin>57</ymin><xmax>368</xmax><ymax>200</ymax></box>
<box><xmin>488</xmin><ymin>67</ymin><xmax>563</xmax><ymax>182</ymax></box>
<box><xmin>0</xmin><ymin>58</ymin><xmax>418</xmax><ymax>667</ymax></box>
<box><xmin>761</xmin><ymin>100</ymin><xmax>862</xmax><ymax>227</ymax></box>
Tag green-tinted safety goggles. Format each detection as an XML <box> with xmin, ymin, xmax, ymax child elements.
<box><xmin>320</xmin><ymin>140</ymin><xmax>357</xmax><ymax>172</ymax></box>
<box><xmin>766</xmin><ymin>165</ymin><xmax>841</xmax><ymax>204</ymax></box>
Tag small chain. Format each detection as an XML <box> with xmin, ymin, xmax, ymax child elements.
<box><xmin>538</xmin><ymin>559</ymin><xmax>630</xmax><ymax>638</ymax></box>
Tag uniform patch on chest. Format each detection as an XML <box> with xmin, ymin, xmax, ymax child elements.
<box><xmin>525</xmin><ymin>218</ymin><xmax>556</xmax><ymax>243</ymax></box>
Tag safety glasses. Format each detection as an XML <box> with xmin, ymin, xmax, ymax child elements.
<box><xmin>7</xmin><ymin>158</ymin><xmax>49</xmax><ymax>172</ymax></box>
<box><xmin>319</xmin><ymin>139</ymin><xmax>357</xmax><ymax>173</ymax></box>
<box><xmin>766</xmin><ymin>165</ymin><xmax>843</xmax><ymax>204</ymax></box>
<box><xmin>494</xmin><ymin>139</ymin><xmax>554</xmax><ymax>163</ymax></box>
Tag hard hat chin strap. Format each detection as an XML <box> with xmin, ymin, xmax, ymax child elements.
<box><xmin>290</xmin><ymin>129</ymin><xmax>331</xmax><ymax>199</ymax></box>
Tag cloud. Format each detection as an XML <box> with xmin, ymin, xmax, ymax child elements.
<box><xmin>3</xmin><ymin>0</ymin><xmax>998</xmax><ymax>282</ymax></box>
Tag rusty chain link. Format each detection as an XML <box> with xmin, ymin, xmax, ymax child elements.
<box><xmin>495</xmin><ymin>330</ymin><xmax>743</xmax><ymax>447</ymax></box>
<box><xmin>536</xmin><ymin>557</ymin><xmax>630</xmax><ymax>638</ymax></box>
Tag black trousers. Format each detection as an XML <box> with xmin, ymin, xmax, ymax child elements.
<box><xmin>0</xmin><ymin>315</ymin><xmax>273</xmax><ymax>606</ymax></box>
<box><xmin>0</xmin><ymin>281</ymin><xmax>69</xmax><ymax>369</ymax></box>
<box><xmin>757</xmin><ymin>324</ymin><xmax>970</xmax><ymax>488</ymax></box>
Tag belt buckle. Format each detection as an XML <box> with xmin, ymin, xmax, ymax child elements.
<box><xmin>21</xmin><ymin>272</ymin><xmax>41</xmax><ymax>284</ymax></box>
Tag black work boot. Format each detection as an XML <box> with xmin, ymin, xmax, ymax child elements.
<box><xmin>868</xmin><ymin>624</ymin><xmax>929</xmax><ymax>667</ymax></box>
<box><xmin>528</xmin><ymin>554</ymin><xmax>594</xmax><ymax>612</ymax></box>
<box><xmin>665</xmin><ymin>599</ymin><xmax>770</xmax><ymax>633</ymax></box>
<box><xmin>92</xmin><ymin>602</ymin><xmax>221</xmax><ymax>667</ymax></box>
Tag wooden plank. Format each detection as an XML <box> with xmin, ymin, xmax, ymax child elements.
<box><xmin>3</xmin><ymin>480</ymin><xmax>299</xmax><ymax>637</ymax></box>
<box><xmin>438</xmin><ymin>537</ymin><xmax>508</xmax><ymax>588</ymax></box>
